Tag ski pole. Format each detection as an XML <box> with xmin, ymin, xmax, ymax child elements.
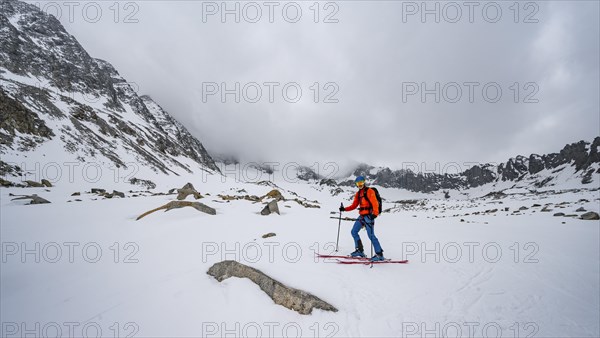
<box><xmin>335</xmin><ymin>203</ymin><xmax>342</xmax><ymax>252</ymax></box>
<box><xmin>365</xmin><ymin>217</ymin><xmax>373</xmax><ymax>268</ymax></box>
<box><xmin>370</xmin><ymin>223</ymin><xmax>374</xmax><ymax>269</ymax></box>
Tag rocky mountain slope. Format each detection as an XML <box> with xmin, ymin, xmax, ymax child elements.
<box><xmin>357</xmin><ymin>137</ymin><xmax>600</xmax><ymax>192</ymax></box>
<box><xmin>293</xmin><ymin>137</ymin><xmax>600</xmax><ymax>193</ymax></box>
<box><xmin>0</xmin><ymin>0</ymin><xmax>219</xmax><ymax>183</ymax></box>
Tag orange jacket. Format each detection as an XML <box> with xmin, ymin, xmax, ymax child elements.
<box><xmin>344</xmin><ymin>187</ymin><xmax>379</xmax><ymax>216</ymax></box>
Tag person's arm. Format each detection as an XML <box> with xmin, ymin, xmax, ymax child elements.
<box><xmin>367</xmin><ymin>188</ymin><xmax>379</xmax><ymax>216</ymax></box>
<box><xmin>343</xmin><ymin>192</ymin><xmax>359</xmax><ymax>211</ymax></box>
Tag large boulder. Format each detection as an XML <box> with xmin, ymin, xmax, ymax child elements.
<box><xmin>177</xmin><ymin>182</ymin><xmax>202</xmax><ymax>200</ymax></box>
<box><xmin>261</xmin><ymin>200</ymin><xmax>280</xmax><ymax>215</ymax></box>
<box><xmin>207</xmin><ymin>260</ymin><xmax>337</xmax><ymax>315</ymax></box>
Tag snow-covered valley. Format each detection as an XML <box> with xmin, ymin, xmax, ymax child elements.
<box><xmin>2</xmin><ymin>170</ymin><xmax>599</xmax><ymax>337</ymax></box>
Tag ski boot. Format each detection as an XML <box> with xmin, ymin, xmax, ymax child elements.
<box><xmin>350</xmin><ymin>250</ymin><xmax>366</xmax><ymax>258</ymax></box>
<box><xmin>370</xmin><ymin>253</ymin><xmax>385</xmax><ymax>262</ymax></box>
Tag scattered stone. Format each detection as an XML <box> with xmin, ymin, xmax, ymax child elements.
<box><xmin>580</xmin><ymin>212</ymin><xmax>600</xmax><ymax>220</ymax></box>
<box><xmin>541</xmin><ymin>206</ymin><xmax>552</xmax><ymax>212</ymax></box>
<box><xmin>219</xmin><ymin>194</ymin><xmax>261</xmax><ymax>202</ymax></box>
<box><xmin>553</xmin><ymin>212</ymin><xmax>565</xmax><ymax>217</ymax></box>
<box><xmin>576</xmin><ymin>207</ymin><xmax>586</xmax><ymax>212</ymax></box>
<box><xmin>394</xmin><ymin>199</ymin><xmax>420</xmax><ymax>205</ymax></box>
<box><xmin>11</xmin><ymin>194</ymin><xmax>51</xmax><ymax>204</ymax></box>
<box><xmin>41</xmin><ymin>179</ymin><xmax>52</xmax><ymax>187</ymax></box>
<box><xmin>207</xmin><ymin>260</ymin><xmax>337</xmax><ymax>315</ymax></box>
<box><xmin>25</xmin><ymin>180</ymin><xmax>44</xmax><ymax>187</ymax></box>
<box><xmin>564</xmin><ymin>214</ymin><xmax>578</xmax><ymax>218</ymax></box>
<box><xmin>460</xmin><ymin>219</ymin><xmax>465</xmax><ymax>222</ymax></box>
<box><xmin>532</xmin><ymin>204</ymin><xmax>541</xmax><ymax>207</ymax></box>
<box><xmin>71</xmin><ymin>192</ymin><xmax>80</xmax><ymax>196</ymax></box>
<box><xmin>136</xmin><ymin>201</ymin><xmax>216</xmax><ymax>220</ymax></box>
<box><xmin>519</xmin><ymin>206</ymin><xmax>528</xmax><ymax>211</ymax></box>
<box><xmin>0</xmin><ymin>178</ymin><xmax>14</xmax><ymax>187</ymax></box>
<box><xmin>261</xmin><ymin>200</ymin><xmax>280</xmax><ymax>216</ymax></box>
<box><xmin>112</xmin><ymin>190</ymin><xmax>125</xmax><ymax>198</ymax></box>
<box><xmin>504</xmin><ymin>207</ymin><xmax>510</xmax><ymax>211</ymax></box>
<box><xmin>290</xmin><ymin>198</ymin><xmax>320</xmax><ymax>208</ymax></box>
<box><xmin>91</xmin><ymin>188</ymin><xmax>106</xmax><ymax>194</ymax></box>
<box><xmin>177</xmin><ymin>183</ymin><xmax>203</xmax><ymax>200</ymax></box>
<box><xmin>262</xmin><ymin>233</ymin><xmax>276</xmax><ymax>239</ymax></box>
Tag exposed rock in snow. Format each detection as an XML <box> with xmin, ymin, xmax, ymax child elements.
<box><xmin>207</xmin><ymin>260</ymin><xmax>338</xmax><ymax>315</ymax></box>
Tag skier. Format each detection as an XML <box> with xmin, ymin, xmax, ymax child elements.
<box><xmin>339</xmin><ymin>176</ymin><xmax>385</xmax><ymax>261</ymax></box>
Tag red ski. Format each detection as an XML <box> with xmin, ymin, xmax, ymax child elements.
<box><xmin>316</xmin><ymin>254</ymin><xmax>408</xmax><ymax>264</ymax></box>
<box><xmin>315</xmin><ymin>254</ymin><xmax>370</xmax><ymax>260</ymax></box>
<box><xmin>337</xmin><ymin>259</ymin><xmax>409</xmax><ymax>265</ymax></box>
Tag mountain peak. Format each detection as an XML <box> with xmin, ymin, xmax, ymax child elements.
<box><xmin>1</xmin><ymin>0</ymin><xmax>219</xmax><ymax>181</ymax></box>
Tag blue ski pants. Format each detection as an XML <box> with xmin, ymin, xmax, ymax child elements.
<box><xmin>351</xmin><ymin>215</ymin><xmax>383</xmax><ymax>254</ymax></box>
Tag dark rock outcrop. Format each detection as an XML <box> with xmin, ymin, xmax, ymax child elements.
<box><xmin>11</xmin><ymin>193</ymin><xmax>50</xmax><ymax>204</ymax></box>
<box><xmin>323</xmin><ymin>137</ymin><xmax>600</xmax><ymax>193</ymax></box>
<box><xmin>129</xmin><ymin>177</ymin><xmax>157</xmax><ymax>190</ymax></box>
<box><xmin>580</xmin><ymin>212</ymin><xmax>600</xmax><ymax>220</ymax></box>
<box><xmin>297</xmin><ymin>166</ymin><xmax>320</xmax><ymax>181</ymax></box>
<box><xmin>0</xmin><ymin>0</ymin><xmax>219</xmax><ymax>176</ymax></box>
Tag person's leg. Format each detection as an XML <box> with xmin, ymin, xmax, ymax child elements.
<box><xmin>350</xmin><ymin>218</ymin><xmax>364</xmax><ymax>252</ymax></box>
<box><xmin>364</xmin><ymin>217</ymin><xmax>383</xmax><ymax>255</ymax></box>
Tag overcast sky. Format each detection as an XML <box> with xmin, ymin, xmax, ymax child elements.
<box><xmin>34</xmin><ymin>0</ymin><xmax>600</xmax><ymax>172</ymax></box>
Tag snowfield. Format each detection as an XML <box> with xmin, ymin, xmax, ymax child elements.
<box><xmin>1</xmin><ymin>169</ymin><xmax>599</xmax><ymax>337</ymax></box>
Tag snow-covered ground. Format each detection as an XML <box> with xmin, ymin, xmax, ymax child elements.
<box><xmin>1</xmin><ymin>169</ymin><xmax>599</xmax><ymax>337</ymax></box>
